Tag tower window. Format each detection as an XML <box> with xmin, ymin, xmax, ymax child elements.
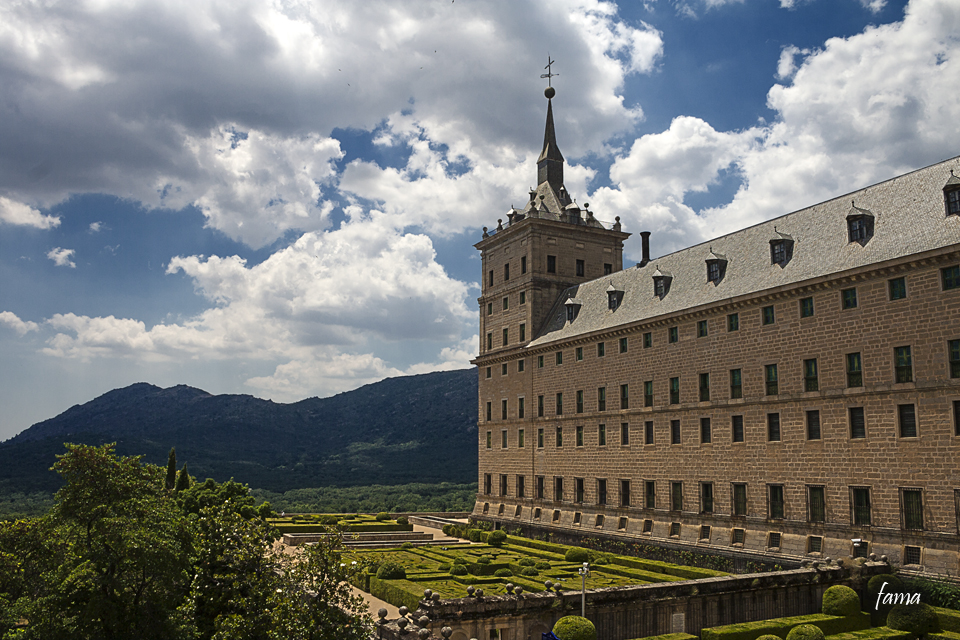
<box><xmin>728</xmin><ymin>313</ymin><xmax>739</xmax><ymax>331</ymax></box>
<box><xmin>504</xmin><ymin>263</ymin><xmax>510</xmax><ymax>281</ymax></box>
<box><xmin>889</xmin><ymin>277</ymin><xmax>907</xmax><ymax>300</ymax></box>
<box><xmin>841</xmin><ymin>288</ymin><xmax>858</xmax><ymax>309</ymax></box>
<box><xmin>765</xmin><ymin>364</ymin><xmax>778</xmax><ymax>395</ymax></box>
<box><xmin>521</xmin><ymin>256</ymin><xmax>527</xmax><ymax>274</ymax></box>
<box><xmin>894</xmin><ymin>346</ymin><xmax>913</xmax><ymax>383</ymax></box>
<box><xmin>604</xmin><ymin>263</ymin><xmax>612</xmax><ymax>275</ymax></box>
<box><xmin>547</xmin><ymin>255</ymin><xmax>557</xmax><ymax>273</ymax></box>
<box><xmin>800</xmin><ymin>297</ymin><xmax>814</xmax><ymax>318</ymax></box>
<box><xmin>576</xmin><ymin>259</ymin><xmax>585</xmax><ymax>277</ymax></box>
<box><xmin>488</xmin><ymin>270</ymin><xmax>494</xmax><ymax>287</ymax></box>
<box><xmin>762</xmin><ymin>305</ymin><xmax>775</xmax><ymax>325</ymax></box>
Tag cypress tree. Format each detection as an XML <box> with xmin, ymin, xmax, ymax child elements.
<box><xmin>165</xmin><ymin>448</ymin><xmax>177</xmax><ymax>490</ymax></box>
<box><xmin>175</xmin><ymin>463</ymin><xmax>190</xmax><ymax>492</ymax></box>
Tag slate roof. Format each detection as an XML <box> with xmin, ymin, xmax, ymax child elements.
<box><xmin>530</xmin><ymin>156</ymin><xmax>960</xmax><ymax>347</ymax></box>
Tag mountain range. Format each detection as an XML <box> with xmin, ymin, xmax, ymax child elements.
<box><xmin>0</xmin><ymin>368</ymin><xmax>478</xmax><ymax>494</ymax></box>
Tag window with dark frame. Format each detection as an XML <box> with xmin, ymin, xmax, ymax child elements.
<box><xmin>807</xmin><ymin>410</ymin><xmax>821</xmax><ymax>440</ymax></box>
<box><xmin>771</xmin><ymin>241</ymin><xmax>787</xmax><ymax>265</ymax></box>
<box><xmin>701</xmin><ymin>482</ymin><xmax>714</xmax><ymax>514</ymax></box>
<box><xmin>520</xmin><ymin>324</ymin><xmax>526</xmax><ymax>341</ymax></box>
<box><xmin>889</xmin><ymin>277</ymin><xmax>907</xmax><ymax>300</ymax></box>
<box><xmin>556</xmin><ymin>425</ymin><xmax>563</xmax><ymax>446</ymax></box>
<box><xmin>847</xmin><ymin>353</ymin><xmax>863</xmax><ymax>387</ymax></box>
<box><xmin>502</xmin><ymin>327</ymin><xmax>508</xmax><ymax>345</ymax></box>
<box><xmin>518</xmin><ymin>427</ymin><xmax>524</xmax><ymax>446</ymax></box>
<box><xmin>643</xmin><ymin>332</ymin><xmax>652</xmax><ymax>348</ymax></box>
<box><xmin>841</xmin><ymin>288</ymin><xmax>858</xmax><ymax>309</ymax></box>
<box><xmin>620</xmin><ymin>384</ymin><xmax>629</xmax><ymax>410</ymax></box>
<box><xmin>762</xmin><ymin>305</ymin><xmax>775</xmax><ymax>325</ymax></box>
<box><xmin>504</xmin><ymin>263</ymin><xmax>509</xmax><ymax>281</ymax></box>
<box><xmin>547</xmin><ymin>255</ymin><xmax>557</xmax><ymax>274</ymax></box>
<box><xmin>808</xmin><ymin>486</ymin><xmax>825</xmax><ymax>523</ymax></box>
<box><xmin>521</xmin><ymin>256</ymin><xmax>527</xmax><ymax>274</ymax></box>
<box><xmin>556</xmin><ymin>351</ymin><xmax>563</xmax><ymax>365</ymax></box>
<box><xmin>671</xmin><ymin>482</ymin><xmax>683</xmax><ymax>512</ymax></box>
<box><xmin>486</xmin><ymin>366</ymin><xmax>492</xmax><ymax>379</ymax></box>
<box><xmin>620</xmin><ymin>480</ymin><xmax>630</xmax><ymax>507</ymax></box>
<box><xmin>537</xmin><ymin>476</ymin><xmax>544</xmax><ymax>499</ymax></box>
<box><xmin>728</xmin><ymin>313</ymin><xmax>739</xmax><ymax>331</ymax></box>
<box><xmin>486</xmin><ymin>403</ymin><xmax>491</xmax><ymax>422</ymax></box>
<box><xmin>901</xmin><ymin>488</ymin><xmax>923</xmax><ymax>530</ymax></box>
<box><xmin>800</xmin><ymin>297</ymin><xmax>814</xmax><ymax>318</ymax></box>
<box><xmin>670</xmin><ymin>377</ymin><xmax>680</xmax><ymax>404</ymax></box>
<box><xmin>520</xmin><ymin>291</ymin><xmax>526</xmax><ymax>304</ymax></box>
<box><xmin>620</xmin><ymin>337</ymin><xmax>628</xmax><ymax>353</ymax></box>
<box><xmin>598</xmin><ymin>424</ymin><xmax>606</xmax><ymax>446</ymax></box>
<box><xmin>769</xmin><ymin>485</ymin><xmax>785</xmax><ymax>519</ymax></box>
<box><xmin>598</xmin><ymin>387</ymin><xmax>606</xmax><ymax>411</ymax></box>
<box><xmin>669</xmin><ymin>326</ymin><xmax>678</xmax><ymax>343</ymax></box>
<box><xmin>484</xmin><ymin>473</ymin><xmax>491</xmax><ymax>494</ymax></box>
<box><xmin>537</xmin><ymin>355</ymin><xmax>544</xmax><ymax>368</ymax></box>
<box><xmin>767</xmin><ymin>413</ymin><xmax>781</xmax><ymax>441</ymax></box>
<box><xmin>576</xmin><ymin>425</ymin><xmax>583</xmax><ymax>447</ymax></box>
<box><xmin>576</xmin><ymin>390</ymin><xmax>584</xmax><ymax>413</ymax></box>
<box><xmin>518</xmin><ymin>358</ymin><xmax>525</xmax><ymax>373</ymax></box>
<box><xmin>645</xmin><ymin>481</ymin><xmax>656</xmax><ymax>509</ymax></box>
<box><xmin>597</xmin><ymin>479</ymin><xmax>607</xmax><ymax>505</ymax></box>
<box><xmin>500</xmin><ymin>474</ymin><xmax>507</xmax><ymax>496</ymax></box>
<box><xmin>597</xmin><ymin>341</ymin><xmax>605</xmax><ymax>357</ymax></box>
<box><xmin>804</xmin><ymin>358</ymin><xmax>819</xmax><ymax>392</ymax></box>
<box><xmin>955</xmin><ymin>400</ymin><xmax>960</xmax><ymax>437</ymax></box>
<box><xmin>698</xmin><ymin>320</ymin><xmax>708</xmax><ymax>337</ymax></box>
<box><xmin>485</xmin><ymin>430</ymin><xmax>491</xmax><ymax>448</ymax></box>
<box><xmin>852</xmin><ymin>487</ymin><xmax>871</xmax><ymax>526</ymax></box>
<box><xmin>730</xmin><ymin>415</ymin><xmax>744</xmax><ymax>443</ymax></box>
<box><xmin>733</xmin><ymin>484</ymin><xmax>747</xmax><ymax>516</ymax></box>
<box><xmin>604</xmin><ymin>263</ymin><xmax>613</xmax><ymax>275</ymax></box>
<box><xmin>671</xmin><ymin>419</ymin><xmax>681</xmax><ymax>444</ymax></box>
<box><xmin>538</xmin><ymin>427</ymin><xmax>544</xmax><ymax>447</ymax></box>
<box><xmin>948</xmin><ymin>185</ymin><xmax>960</xmax><ymax>216</ymax></box>
<box><xmin>942</xmin><ymin>264</ymin><xmax>960</xmax><ymax>290</ymax></box>
<box><xmin>895</xmin><ymin>346</ymin><xmax>913</xmax><ymax>383</ymax></box>
<box><xmin>556</xmin><ymin>393</ymin><xmax>563</xmax><ymax>415</ymax></box>
<box><xmin>576</xmin><ymin>259</ymin><xmax>585</xmax><ymax>277</ymax></box>
<box><xmin>501</xmin><ymin>400</ymin><xmax>507</xmax><ymax>421</ymax></box>
<box><xmin>575</xmin><ymin>478</ymin><xmax>584</xmax><ymax>503</ymax></box>
<box><xmin>500</xmin><ymin>429</ymin><xmax>507</xmax><ymax>448</ymax></box>
<box><xmin>707</xmin><ymin>261</ymin><xmax>721</xmax><ymax>283</ymax></box>
<box><xmin>850</xmin><ymin>407</ymin><xmax>866</xmax><ymax>439</ymax></box>
<box><xmin>898</xmin><ymin>404</ymin><xmax>917</xmax><ymax>438</ymax></box>
<box><xmin>486</xmin><ymin>333</ymin><xmax>492</xmax><ymax>350</ymax></box>
<box><xmin>621</xmin><ymin>423</ymin><xmax>630</xmax><ymax>445</ymax></box>
<box><xmin>949</xmin><ymin>339</ymin><xmax>960</xmax><ymax>378</ymax></box>
<box><xmin>517</xmin><ymin>475</ymin><xmax>525</xmax><ymax>498</ymax></box>
<box><xmin>645</xmin><ymin>421</ymin><xmax>654</xmax><ymax>444</ymax></box>
<box><xmin>848</xmin><ymin>215</ymin><xmax>871</xmax><ymax>243</ymax></box>
<box><xmin>730</xmin><ymin>369</ymin><xmax>743</xmax><ymax>399</ymax></box>
<box><xmin>699</xmin><ymin>373</ymin><xmax>710</xmax><ymax>401</ymax></box>
<box><xmin>487</xmin><ymin>302</ymin><xmax>493</xmax><ymax>315</ymax></box>
<box><xmin>488</xmin><ymin>270</ymin><xmax>494</xmax><ymax>287</ymax></box>
<box><xmin>700</xmin><ymin>417</ymin><xmax>712</xmax><ymax>444</ymax></box>
<box><xmin>555</xmin><ymin>477</ymin><xmax>564</xmax><ymax>502</ymax></box>
<box><xmin>502</xmin><ymin>363</ymin><xmax>507</xmax><ymax>376</ymax></box>
<box><xmin>644</xmin><ymin>380</ymin><xmax>653</xmax><ymax>407</ymax></box>
<box><xmin>765</xmin><ymin>364</ymin><xmax>779</xmax><ymax>395</ymax></box>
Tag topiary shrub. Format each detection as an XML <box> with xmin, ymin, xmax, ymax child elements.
<box><xmin>375</xmin><ymin>512</ymin><xmax>390</xmax><ymax>521</ymax></box>
<box><xmin>480</xmin><ymin>531</ymin><xmax>490</xmax><ymax>543</ymax></box>
<box><xmin>521</xmin><ymin>567</ymin><xmax>539</xmax><ymax>577</ymax></box>
<box><xmin>565</xmin><ymin>547</ymin><xmax>590</xmax><ymax>563</ymax></box>
<box><xmin>553</xmin><ymin>615</ymin><xmax>597</xmax><ymax>640</ymax></box>
<box><xmin>535</xmin><ymin>561</ymin><xmax>551</xmax><ymax>570</ymax></box>
<box><xmin>785</xmin><ymin>624</ymin><xmax>825</xmax><ymax>640</ymax></box>
<box><xmin>867</xmin><ymin>574</ymin><xmax>905</xmax><ymax>624</ymax></box>
<box><xmin>320</xmin><ymin>515</ymin><xmax>339</xmax><ymax>525</ymax></box>
<box><xmin>518</xmin><ymin>558</ymin><xmax>536</xmax><ymax>567</ymax></box>
<box><xmin>376</xmin><ymin>562</ymin><xmax>406</xmax><ymax>580</ymax></box>
<box><xmin>449</xmin><ymin>565</ymin><xmax>468</xmax><ymax>576</ymax></box>
<box><xmin>494</xmin><ymin>568</ymin><xmax>513</xmax><ymax>577</ymax></box>
<box><xmin>488</xmin><ymin>530</ymin><xmax>507</xmax><ymax>547</ymax></box>
<box><xmin>468</xmin><ymin>529</ymin><xmax>483</xmax><ymax>543</ymax></box>
<box><xmin>822</xmin><ymin>585</ymin><xmax>861</xmax><ymax>617</ymax></box>
<box><xmin>396</xmin><ymin>516</ymin><xmax>409</xmax><ymax>526</ymax></box>
<box><xmin>757</xmin><ymin>635</ymin><xmax>782</xmax><ymax>640</ymax></box>
<box><xmin>887</xmin><ymin>603</ymin><xmax>941</xmax><ymax>637</ymax></box>
<box><xmin>453</xmin><ymin>556</ymin><xmax>467</xmax><ymax>565</ymax></box>
<box><xmin>442</xmin><ymin>524</ymin><xmax>453</xmax><ymax>536</ymax></box>
<box><xmin>477</xmin><ymin>556</ymin><xmax>491</xmax><ymax>565</ymax></box>
<box><xmin>438</xmin><ymin>563</ymin><xmax>451</xmax><ymax>571</ymax></box>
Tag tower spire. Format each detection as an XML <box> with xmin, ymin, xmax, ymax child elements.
<box><xmin>537</xmin><ymin>58</ymin><xmax>564</xmax><ymax>192</ymax></box>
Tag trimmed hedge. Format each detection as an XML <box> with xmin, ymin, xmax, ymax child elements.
<box><xmin>553</xmin><ymin>615</ymin><xmax>597</xmax><ymax>640</ymax></box>
<box><xmin>934</xmin><ymin>607</ymin><xmax>960</xmax><ymax>634</ymax></box>
<box><xmin>887</xmin><ymin>603</ymin><xmax>941</xmax><ymax>636</ymax></box>
<box><xmin>368</xmin><ymin>576</ymin><xmax>422</xmax><ymax>612</ymax></box>
<box><xmin>785</xmin><ymin>625</ymin><xmax>824</xmax><ymax>640</ymax></box>
<box><xmin>825</xmin><ymin>630</ymin><xmax>912</xmax><ymax>640</ymax></box>
<box><xmin>626</xmin><ymin>634</ymin><xmax>698</xmax><ymax>640</ymax></box>
<box><xmin>701</xmin><ymin>613</ymin><xmax>870</xmax><ymax>640</ymax></box>
<box><xmin>823</xmin><ymin>586</ymin><xmax>862</xmax><ymax>617</ymax></box>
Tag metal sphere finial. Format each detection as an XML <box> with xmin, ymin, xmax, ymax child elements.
<box><xmin>545</xmin><ymin>86</ymin><xmax>556</xmax><ymax>99</ymax></box>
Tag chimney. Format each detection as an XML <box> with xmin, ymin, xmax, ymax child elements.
<box><xmin>639</xmin><ymin>231</ymin><xmax>651</xmax><ymax>267</ymax></box>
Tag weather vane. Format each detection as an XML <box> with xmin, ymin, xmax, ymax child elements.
<box><xmin>540</xmin><ymin>56</ymin><xmax>558</xmax><ymax>87</ymax></box>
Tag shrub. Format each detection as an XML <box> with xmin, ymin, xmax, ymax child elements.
<box><xmin>375</xmin><ymin>512</ymin><xmax>390</xmax><ymax>521</ymax></box>
<box><xmin>442</xmin><ymin>524</ymin><xmax>453</xmax><ymax>536</ymax></box>
<box><xmin>553</xmin><ymin>615</ymin><xmax>597</xmax><ymax>640</ymax></box>
<box><xmin>822</xmin><ymin>585</ymin><xmax>861</xmax><ymax>617</ymax></box>
<box><xmin>480</xmin><ymin>531</ymin><xmax>490</xmax><ymax>543</ymax></box>
<box><xmin>488</xmin><ymin>530</ymin><xmax>507</xmax><ymax>547</ymax></box>
<box><xmin>521</xmin><ymin>567</ymin><xmax>539</xmax><ymax>577</ymax></box>
<box><xmin>887</xmin><ymin>603</ymin><xmax>941</xmax><ymax>636</ymax></box>
<box><xmin>518</xmin><ymin>558</ymin><xmax>536</xmax><ymax>567</ymax></box>
<box><xmin>376</xmin><ymin>562</ymin><xmax>406</xmax><ymax>580</ymax></box>
<box><xmin>757</xmin><ymin>636</ymin><xmax>782</xmax><ymax>640</ymax></box>
<box><xmin>565</xmin><ymin>547</ymin><xmax>590</xmax><ymax>563</ymax></box>
<box><xmin>400</xmin><ymin>542</ymin><xmax>414</xmax><ymax>550</ymax></box>
<box><xmin>494</xmin><ymin>568</ymin><xmax>513</xmax><ymax>577</ymax></box>
<box><xmin>786</xmin><ymin>624</ymin><xmax>825</xmax><ymax>640</ymax></box>
<box><xmin>468</xmin><ymin>529</ymin><xmax>482</xmax><ymax>542</ymax></box>
<box><xmin>319</xmin><ymin>515</ymin><xmax>339</xmax><ymax>525</ymax></box>
<box><xmin>535</xmin><ymin>561</ymin><xmax>551</xmax><ymax>570</ymax></box>
<box><xmin>477</xmin><ymin>556</ymin><xmax>491</xmax><ymax>564</ymax></box>
<box><xmin>396</xmin><ymin>516</ymin><xmax>409</xmax><ymax>526</ymax></box>
<box><xmin>867</xmin><ymin>574</ymin><xmax>905</xmax><ymax>623</ymax></box>
<box><xmin>437</xmin><ymin>563</ymin><xmax>451</xmax><ymax>571</ymax></box>
<box><xmin>453</xmin><ymin>556</ymin><xmax>468</xmax><ymax>565</ymax></box>
<box><xmin>449</xmin><ymin>565</ymin><xmax>468</xmax><ymax>576</ymax></box>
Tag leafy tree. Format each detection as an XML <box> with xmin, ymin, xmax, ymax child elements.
<box><xmin>166</xmin><ymin>448</ymin><xmax>178</xmax><ymax>490</ymax></box>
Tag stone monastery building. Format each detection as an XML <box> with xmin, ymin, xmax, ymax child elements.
<box><xmin>472</xmin><ymin>86</ymin><xmax>960</xmax><ymax>576</ymax></box>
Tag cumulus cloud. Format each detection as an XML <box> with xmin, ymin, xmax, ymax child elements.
<box><xmin>0</xmin><ymin>311</ymin><xmax>39</xmax><ymax>336</ymax></box>
<box><xmin>88</xmin><ymin>222</ymin><xmax>102</xmax><ymax>232</ymax></box>
<box><xmin>0</xmin><ymin>197</ymin><xmax>60</xmax><ymax>229</ymax></box>
<box><xmin>46</xmin><ymin>247</ymin><xmax>76</xmax><ymax>268</ymax></box>
<box><xmin>776</xmin><ymin>45</ymin><xmax>811</xmax><ymax>80</ymax></box>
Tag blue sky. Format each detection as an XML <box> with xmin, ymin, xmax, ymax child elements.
<box><xmin>1</xmin><ymin>0</ymin><xmax>956</xmax><ymax>440</ymax></box>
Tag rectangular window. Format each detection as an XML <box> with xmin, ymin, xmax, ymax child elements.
<box><xmin>521</xmin><ymin>256</ymin><xmax>527</xmax><ymax>274</ymax></box>
<box><xmin>644</xmin><ymin>421</ymin><xmax>654</xmax><ymax>444</ymax></box>
<box><xmin>804</xmin><ymin>358</ymin><xmax>819</xmax><ymax>392</ymax></box>
<box><xmin>555</xmin><ymin>351</ymin><xmax>563</xmax><ymax>365</ymax></box>
<box><xmin>519</xmin><ymin>324</ymin><xmax>526</xmax><ymax>341</ymax></box>
<box><xmin>518</xmin><ymin>359</ymin><xmax>525</xmax><ymax>373</ymax></box>
<box><xmin>487</xmin><ymin>302</ymin><xmax>493</xmax><ymax>316</ymax></box>
<box><xmin>537</xmin><ymin>427</ymin><xmax>544</xmax><ymax>448</ymax></box>
<box><xmin>895</xmin><ymin>346</ymin><xmax>913</xmax><ymax>383</ymax></box>
<box><xmin>619</xmin><ymin>337</ymin><xmax>628</xmax><ymax>353</ymax></box>
<box><xmin>597</xmin><ymin>387</ymin><xmax>606</xmax><ymax>411</ymax></box>
<box><xmin>697</xmin><ymin>320</ymin><xmax>708</xmax><ymax>337</ymax></box>
<box><xmin>503</xmin><ymin>263</ymin><xmax>509</xmax><ymax>282</ymax></box>
<box><xmin>841</xmin><ymin>288</ymin><xmax>858</xmax><ymax>309</ymax></box>
<box><xmin>555</xmin><ymin>477</ymin><xmax>564</xmax><ymax>502</ymax></box>
<box><xmin>949</xmin><ymin>339</ymin><xmax>960</xmax><ymax>378</ymax></box>
<box><xmin>517</xmin><ymin>475</ymin><xmax>525</xmax><ymax>498</ymax></box>
<box><xmin>501</xmin><ymin>400</ymin><xmax>507</xmax><ymax>420</ymax></box>
<box><xmin>620</xmin><ymin>480</ymin><xmax>631</xmax><ymax>507</ymax></box>
<box><xmin>547</xmin><ymin>255</ymin><xmax>557</xmax><ymax>274</ymax></box>
<box><xmin>488</xmin><ymin>270</ymin><xmax>494</xmax><ymax>287</ymax></box>
<box><xmin>502</xmin><ymin>296</ymin><xmax>509</xmax><ymax>311</ymax></box>
<box><xmin>942</xmin><ymin>264</ymin><xmax>960</xmax><ymax>290</ymax></box>
<box><xmin>597</xmin><ymin>479</ymin><xmax>607</xmax><ymax>505</ymax></box>
<box><xmin>765</xmin><ymin>364</ymin><xmax>779</xmax><ymax>395</ymax></box>
<box><xmin>576</xmin><ymin>259</ymin><xmax>585</xmax><ymax>277</ymax></box>
<box><xmin>669</xmin><ymin>326</ymin><xmax>678</xmax><ymax>343</ymax></box>
<box><xmin>955</xmin><ymin>400</ymin><xmax>960</xmax><ymax>437</ymax></box>
<box><xmin>808</xmin><ymin>486</ymin><xmax>825</xmax><ymax>523</ymax></box>
<box><xmin>852</xmin><ymin>487</ymin><xmax>871</xmax><ymax>526</ymax></box>
<box><xmin>733</xmin><ymin>484</ymin><xmax>747</xmax><ymax>516</ymax></box>
<box><xmin>576</xmin><ymin>390</ymin><xmax>584</xmax><ymax>414</ymax></box>
<box><xmin>502</xmin><ymin>327</ymin><xmax>508</xmax><ymax>345</ymax></box>
<box><xmin>597</xmin><ymin>342</ymin><xmax>605</xmax><ymax>357</ymax></box>
<box><xmin>501</xmin><ymin>429</ymin><xmax>507</xmax><ymax>448</ymax></box>
<box><xmin>800</xmin><ymin>297</ymin><xmax>814</xmax><ymax>318</ymax></box>
<box><xmin>555</xmin><ymin>393</ymin><xmax>563</xmax><ymax>415</ymax></box>
<box><xmin>484</xmin><ymin>473</ymin><xmax>491</xmax><ymax>494</ymax></box>
<box><xmin>730</xmin><ymin>369</ymin><xmax>743</xmax><ymax>399</ymax></box>
<box><xmin>701</xmin><ymin>482</ymin><xmax>714</xmax><ymax>514</ymax></box>
<box><xmin>500</xmin><ymin>474</ymin><xmax>507</xmax><ymax>496</ymax></box>
<box><xmin>537</xmin><ymin>395</ymin><xmax>544</xmax><ymax>418</ymax></box>
<box><xmin>620</xmin><ymin>384</ymin><xmax>629</xmax><ymax>409</ymax></box>
<box><xmin>807</xmin><ymin>410</ymin><xmax>821</xmax><ymax>440</ymax></box>
<box><xmin>889</xmin><ymin>277</ymin><xmax>907</xmax><ymax>300</ymax></box>
<box><xmin>502</xmin><ymin>363</ymin><xmax>508</xmax><ymax>376</ymax></box>
<box><xmin>901</xmin><ymin>489</ymin><xmax>923</xmax><ymax>530</ymax></box>
<box><xmin>732</xmin><ymin>415</ymin><xmax>744</xmax><ymax>443</ymax></box>
<box><xmin>485</xmin><ymin>402</ymin><xmax>492</xmax><ymax>422</ymax></box>
<box><xmin>670</xmin><ymin>419</ymin><xmax>681</xmax><ymax>444</ymax></box>
<box><xmin>520</xmin><ymin>291</ymin><xmax>526</xmax><ymax>304</ymax></box>
<box><xmin>518</xmin><ymin>428</ymin><xmax>525</xmax><ymax>447</ymax></box>
<box><xmin>699</xmin><ymin>373</ymin><xmax>710</xmax><ymax>402</ymax></box>
<box><xmin>767</xmin><ymin>413</ymin><xmax>781</xmax><ymax>441</ymax></box>
<box><xmin>486</xmin><ymin>333</ymin><xmax>493</xmax><ymax>350</ymax></box>
<box><xmin>728</xmin><ymin>313</ymin><xmax>739</xmax><ymax>331</ymax></box>
<box><xmin>486</xmin><ymin>431</ymin><xmax>491</xmax><ymax>448</ymax></box>
<box><xmin>575</xmin><ymin>346</ymin><xmax>583</xmax><ymax>361</ymax></box>
<box><xmin>762</xmin><ymin>305</ymin><xmax>775</xmax><ymax>325</ymax></box>
<box><xmin>669</xmin><ymin>377</ymin><xmax>680</xmax><ymax>404</ymax></box>
<box><xmin>850</xmin><ymin>407</ymin><xmax>866</xmax><ymax>439</ymax></box>
<box><xmin>769</xmin><ymin>485</ymin><xmax>785</xmax><ymax>519</ymax></box>
<box><xmin>604</xmin><ymin>263</ymin><xmax>613</xmax><ymax>275</ymax></box>
<box><xmin>644</xmin><ymin>381</ymin><xmax>653</xmax><ymax>407</ymax></box>
<box><xmin>598</xmin><ymin>424</ymin><xmax>606</xmax><ymax>446</ymax></box>
<box><xmin>486</xmin><ymin>366</ymin><xmax>491</xmax><ymax>379</ymax></box>
<box><xmin>898</xmin><ymin>404</ymin><xmax>917</xmax><ymax>438</ymax></box>
<box><xmin>536</xmin><ymin>476</ymin><xmax>544</xmax><ymax>499</ymax></box>
<box><xmin>643</xmin><ymin>332</ymin><xmax>652</xmax><ymax>348</ymax></box>
<box><xmin>846</xmin><ymin>353</ymin><xmax>863</xmax><ymax>387</ymax></box>
<box><xmin>556</xmin><ymin>425</ymin><xmax>563</xmax><ymax>447</ymax></box>
<box><xmin>700</xmin><ymin>417</ymin><xmax>712</xmax><ymax>444</ymax></box>
<box><xmin>645</xmin><ymin>481</ymin><xmax>656</xmax><ymax>509</ymax></box>
<box><xmin>576</xmin><ymin>425</ymin><xmax>583</xmax><ymax>447</ymax></box>
<box><xmin>671</xmin><ymin>482</ymin><xmax>683</xmax><ymax>511</ymax></box>
<box><xmin>621</xmin><ymin>423</ymin><xmax>630</xmax><ymax>445</ymax></box>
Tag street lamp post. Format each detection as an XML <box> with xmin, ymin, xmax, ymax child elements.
<box><xmin>578</xmin><ymin>561</ymin><xmax>590</xmax><ymax>618</ymax></box>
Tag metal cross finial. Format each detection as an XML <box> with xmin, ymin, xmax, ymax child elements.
<box><xmin>541</xmin><ymin>56</ymin><xmax>558</xmax><ymax>86</ymax></box>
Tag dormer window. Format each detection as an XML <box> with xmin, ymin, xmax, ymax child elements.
<box><xmin>770</xmin><ymin>230</ymin><xmax>794</xmax><ymax>267</ymax></box>
<box><xmin>565</xmin><ymin>298</ymin><xmax>582</xmax><ymax>322</ymax></box>
<box><xmin>704</xmin><ymin>249</ymin><xmax>727</xmax><ymax>285</ymax></box>
<box><xmin>652</xmin><ymin>267</ymin><xmax>672</xmax><ymax>299</ymax></box>
<box><xmin>606</xmin><ymin>284</ymin><xmax>623</xmax><ymax>310</ymax></box>
<box><xmin>846</xmin><ymin>202</ymin><xmax>875</xmax><ymax>246</ymax></box>
<box><xmin>944</xmin><ymin>170</ymin><xmax>960</xmax><ymax>216</ymax></box>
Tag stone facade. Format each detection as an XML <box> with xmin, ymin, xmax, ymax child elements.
<box><xmin>472</xmin><ymin>91</ymin><xmax>960</xmax><ymax>577</ymax></box>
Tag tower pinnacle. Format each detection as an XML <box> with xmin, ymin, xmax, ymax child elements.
<box><xmin>537</xmin><ymin>85</ymin><xmax>564</xmax><ymax>191</ymax></box>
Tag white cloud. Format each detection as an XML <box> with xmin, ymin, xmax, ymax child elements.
<box><xmin>776</xmin><ymin>45</ymin><xmax>811</xmax><ymax>80</ymax></box>
<box><xmin>860</xmin><ymin>0</ymin><xmax>887</xmax><ymax>12</ymax></box>
<box><xmin>46</xmin><ymin>247</ymin><xmax>76</xmax><ymax>268</ymax></box>
<box><xmin>88</xmin><ymin>221</ymin><xmax>102</xmax><ymax>232</ymax></box>
<box><xmin>0</xmin><ymin>311</ymin><xmax>39</xmax><ymax>336</ymax></box>
<box><xmin>0</xmin><ymin>197</ymin><xmax>60</xmax><ymax>229</ymax></box>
